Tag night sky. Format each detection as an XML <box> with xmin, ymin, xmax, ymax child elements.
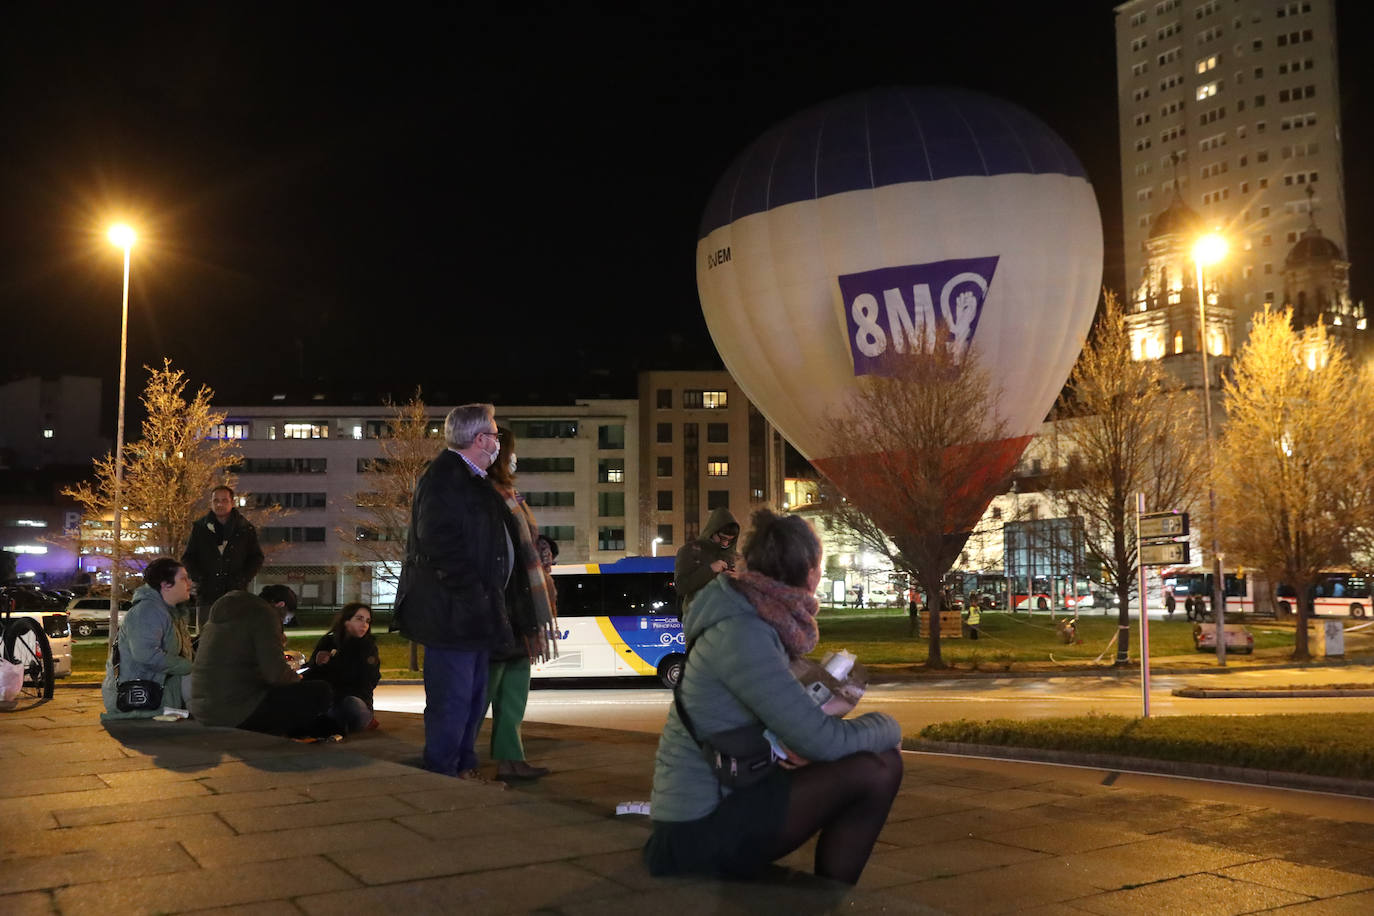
<box><xmin>2</xmin><ymin>2</ymin><xmax>1371</xmax><ymax>418</ymax></box>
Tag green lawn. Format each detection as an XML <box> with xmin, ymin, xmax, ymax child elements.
<box><xmin>813</xmin><ymin>611</ymin><xmax>1297</xmax><ymax>668</ymax></box>
<box><xmin>916</xmin><ymin>713</ymin><xmax>1374</xmax><ymax>781</ymax></box>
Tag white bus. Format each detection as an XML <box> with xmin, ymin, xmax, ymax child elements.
<box><xmin>531</xmin><ymin>556</ymin><xmax>685</xmax><ymax>687</ymax></box>
<box><xmin>1166</xmin><ymin>569</ymin><xmax>1370</xmax><ymax>619</ymax></box>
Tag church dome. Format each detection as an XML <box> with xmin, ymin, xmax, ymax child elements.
<box><xmin>1284</xmin><ymin>227</ymin><xmax>1344</xmax><ymax>269</ymax></box>
<box><xmin>1148</xmin><ymin>194</ymin><xmax>1202</xmax><ymax>240</ymax></box>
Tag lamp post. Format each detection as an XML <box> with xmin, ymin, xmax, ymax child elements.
<box><xmin>651</xmin><ymin>536</ymin><xmax>664</xmax><ymax>557</ymax></box>
<box><xmin>1193</xmin><ymin>232</ymin><xmax>1227</xmax><ymax>665</ymax></box>
<box><xmin>107</xmin><ymin>223</ymin><xmax>136</xmax><ymax>649</ymax></box>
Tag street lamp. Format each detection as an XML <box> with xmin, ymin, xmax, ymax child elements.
<box><xmin>651</xmin><ymin>536</ymin><xmax>664</xmax><ymax>557</ymax></box>
<box><xmin>107</xmin><ymin>223</ymin><xmax>136</xmax><ymax>648</ymax></box>
<box><xmin>1192</xmin><ymin>231</ymin><xmax>1227</xmax><ymax>665</ymax></box>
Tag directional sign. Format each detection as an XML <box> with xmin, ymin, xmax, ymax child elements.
<box><xmin>1139</xmin><ymin>512</ymin><xmax>1189</xmax><ymax>539</ymax></box>
<box><xmin>1140</xmin><ymin>540</ymin><xmax>1190</xmax><ymax>566</ymax></box>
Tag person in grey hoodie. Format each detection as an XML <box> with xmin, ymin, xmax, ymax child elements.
<box><xmin>101</xmin><ymin>557</ymin><xmax>195</xmax><ymax>720</ymax></box>
<box><xmin>645</xmin><ymin>508</ymin><xmax>902</xmax><ymax>885</ymax></box>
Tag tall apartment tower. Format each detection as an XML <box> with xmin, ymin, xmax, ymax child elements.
<box><xmin>1114</xmin><ymin>0</ymin><xmax>1346</xmax><ymax>345</ymax></box>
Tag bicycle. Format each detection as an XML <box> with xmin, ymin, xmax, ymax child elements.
<box><xmin>2</xmin><ymin>609</ymin><xmax>56</xmax><ymax>703</ymax></box>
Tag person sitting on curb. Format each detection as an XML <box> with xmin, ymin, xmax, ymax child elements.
<box><xmin>302</xmin><ymin>602</ymin><xmax>381</xmax><ymax>734</ymax></box>
<box><xmin>190</xmin><ymin>584</ymin><xmax>337</xmax><ymax>738</ymax></box>
<box><xmin>101</xmin><ymin>557</ymin><xmax>195</xmax><ymax>720</ymax></box>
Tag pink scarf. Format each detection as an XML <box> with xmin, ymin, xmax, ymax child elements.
<box><xmin>729</xmin><ymin>571</ymin><xmax>820</xmax><ymax>659</ymax></box>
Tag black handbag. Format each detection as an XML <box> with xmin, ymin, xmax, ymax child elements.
<box><xmin>673</xmin><ymin>642</ymin><xmax>776</xmax><ymax>789</ymax></box>
<box><xmin>110</xmin><ymin>642</ymin><xmax>164</xmax><ymax>712</ymax></box>
<box><xmin>116</xmin><ymin>679</ymin><xmax>163</xmax><ymax>712</ymax></box>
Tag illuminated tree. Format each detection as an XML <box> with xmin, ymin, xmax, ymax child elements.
<box><xmin>820</xmin><ymin>345</ymin><xmax>1007</xmax><ymax>667</ymax></box>
<box><xmin>62</xmin><ymin>361</ymin><xmax>243</xmax><ymax>595</ymax></box>
<box><xmin>1214</xmin><ymin>309</ymin><xmax>1374</xmax><ymax>660</ymax></box>
<box><xmin>1050</xmin><ymin>292</ymin><xmax>1205</xmax><ymax>664</ymax></box>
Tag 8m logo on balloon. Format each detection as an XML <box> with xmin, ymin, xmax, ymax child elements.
<box><xmin>836</xmin><ymin>256</ymin><xmax>999</xmax><ymax>377</ymax></box>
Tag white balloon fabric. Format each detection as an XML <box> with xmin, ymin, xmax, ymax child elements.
<box><xmin>696</xmin><ymin>87</ymin><xmax>1103</xmax><ymax>530</ymax></box>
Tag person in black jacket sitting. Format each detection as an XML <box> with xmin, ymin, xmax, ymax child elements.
<box><xmin>302</xmin><ymin>602</ymin><xmax>381</xmax><ymax>733</ymax></box>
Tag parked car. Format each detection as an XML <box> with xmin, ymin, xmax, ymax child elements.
<box><xmin>1193</xmin><ymin>622</ymin><xmax>1254</xmax><ymax>654</ymax></box>
<box><xmin>64</xmin><ymin>597</ymin><xmax>131</xmax><ymax>638</ymax></box>
<box><xmin>3</xmin><ymin>609</ymin><xmax>73</xmax><ymax>677</ymax></box>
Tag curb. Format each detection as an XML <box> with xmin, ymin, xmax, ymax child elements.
<box><xmin>907</xmin><ymin>738</ymin><xmax>1374</xmax><ymax>798</ymax></box>
<box><xmin>1172</xmin><ymin>687</ymin><xmax>1374</xmax><ymax>698</ymax></box>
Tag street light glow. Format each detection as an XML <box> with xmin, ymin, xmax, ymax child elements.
<box><xmin>1192</xmin><ymin>232</ymin><xmax>1226</xmax><ymax>267</ymax></box>
<box><xmin>107</xmin><ymin>223</ymin><xmax>137</xmax><ymax>249</ymax></box>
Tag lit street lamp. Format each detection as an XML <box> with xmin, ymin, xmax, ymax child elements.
<box><xmin>107</xmin><ymin>223</ymin><xmax>136</xmax><ymax>648</ymax></box>
<box><xmin>1193</xmin><ymin>231</ymin><xmax>1227</xmax><ymax>665</ymax></box>
<box><xmin>651</xmin><ymin>536</ymin><xmax>664</xmax><ymax>557</ymax></box>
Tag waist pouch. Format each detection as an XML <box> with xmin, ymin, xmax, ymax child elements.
<box><xmin>116</xmin><ymin>679</ymin><xmax>163</xmax><ymax>712</ymax></box>
<box><xmin>699</xmin><ymin>723</ymin><xmax>775</xmax><ymax>788</ymax></box>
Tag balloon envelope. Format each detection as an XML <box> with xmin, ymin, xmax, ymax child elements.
<box><xmin>696</xmin><ymin>87</ymin><xmax>1103</xmax><ymax>534</ymax></box>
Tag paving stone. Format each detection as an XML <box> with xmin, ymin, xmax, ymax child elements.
<box><xmin>1</xmin><ymin>812</ymin><xmax>233</xmax><ymax>859</ymax></box>
<box><xmin>1057</xmin><ymin>837</ymin><xmax>1261</xmax><ymax>891</ymax></box>
<box><xmin>2</xmin><ymin>840</ymin><xmax>198</xmax><ymax>893</ymax></box>
<box><xmin>389</xmin><ymin>784</ymin><xmax>533</xmax><ymax>814</ymax></box>
<box><xmin>53</xmin><ymin>787</ymin><xmax>310</xmax><ymax>827</ymax></box>
<box><xmin>0</xmin><ymin>754</ymin><xmax>160</xmax><ymax>781</ymax></box>
<box><xmin>183</xmin><ymin>901</ymin><xmax>306</xmax><ymax>916</ymax></box>
<box><xmin>54</xmin><ymin>854</ymin><xmax>358</xmax><ymax>913</ymax></box>
<box><xmin>299</xmin><ymin>771</ymin><xmax>458</xmax><ymax>801</ymax></box>
<box><xmin>897</xmin><ymin>857</ymin><xmax>1106</xmax><ymax>914</ymax></box>
<box><xmin>218</xmin><ymin>793</ymin><xmax>420</xmax><ymax>833</ymax></box>
<box><xmin>1265</xmin><ymin>889</ymin><xmax>1374</xmax><ymax>914</ymax></box>
<box><xmin>0</xmin><ymin>778</ymin><xmax>210</xmax><ymax>819</ymax></box>
<box><xmin>1070</xmin><ymin>872</ymin><xmax>1309</xmax><ymax>915</ymax></box>
<box><xmin>327</xmin><ymin>820</ymin><xmax>648</xmax><ymax>885</ymax></box>
<box><xmin>395</xmin><ymin>800</ymin><xmax>605</xmax><ymax>839</ymax></box>
<box><xmin>878</xmin><ymin>805</ymin><xmax>1057</xmax><ymax>848</ymax></box>
<box><xmin>1218</xmin><ymin>859</ymin><xmax>1374</xmax><ymax>897</ymax></box>
<box><xmin>0</xmin><ymin>891</ymin><xmax>56</xmax><ymax>915</ymax></box>
<box><xmin>197</xmin><ymin>759</ymin><xmax>417</xmax><ymax>795</ymax></box>
<box><xmin>872</xmin><ymin>836</ymin><xmax>1050</xmax><ymax>880</ymax></box>
<box><xmin>297</xmin><ymin>861</ymin><xmax>628</xmax><ymax>915</ymax></box>
<box><xmin>993</xmin><ymin>821</ymin><xmax>1151</xmax><ymax>855</ymax></box>
<box><xmin>972</xmin><ymin>787</ymin><xmax>1086</xmax><ymax>811</ymax></box>
<box><xmin>183</xmin><ymin>819</ymin><xmax>424</xmax><ymax>868</ymax></box>
<box><xmin>567</xmin><ymin>847</ymin><xmax>724</xmax><ymax>893</ymax></box>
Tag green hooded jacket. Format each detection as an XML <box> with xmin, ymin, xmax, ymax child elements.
<box><xmin>649</xmin><ymin>575</ymin><xmax>901</xmax><ymax>823</ymax></box>
<box><xmin>673</xmin><ymin>507</ymin><xmax>739</xmax><ymax>617</ymax></box>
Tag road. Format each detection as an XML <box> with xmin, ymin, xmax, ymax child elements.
<box><xmin>376</xmin><ymin>664</ymin><xmax>1374</xmax><ymax>735</ymax></box>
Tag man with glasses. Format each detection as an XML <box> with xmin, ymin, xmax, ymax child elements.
<box><xmin>674</xmin><ymin>506</ymin><xmax>740</xmax><ymax>619</ymax></box>
<box><xmin>394</xmin><ymin>403</ymin><xmax>518</xmax><ymax>782</ymax></box>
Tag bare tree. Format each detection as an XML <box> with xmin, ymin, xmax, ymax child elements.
<box><xmin>61</xmin><ymin>361</ymin><xmax>242</xmax><ymax>594</ymax></box>
<box><xmin>1214</xmin><ymin>309</ymin><xmax>1374</xmax><ymax>659</ymax></box>
<box><xmin>336</xmin><ymin>391</ymin><xmax>440</xmax><ymax>599</ymax></box>
<box><xmin>1050</xmin><ymin>292</ymin><xmax>1206</xmax><ymax>664</ymax></box>
<box><xmin>818</xmin><ymin>346</ymin><xmax>1008</xmax><ymax>667</ymax></box>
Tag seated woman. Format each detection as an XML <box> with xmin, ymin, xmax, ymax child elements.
<box><xmin>644</xmin><ymin>508</ymin><xmax>903</xmax><ymax>885</ymax></box>
<box><xmin>101</xmin><ymin>556</ymin><xmax>195</xmax><ymax>720</ymax></box>
<box><xmin>302</xmin><ymin>602</ymin><xmax>381</xmax><ymax>733</ymax></box>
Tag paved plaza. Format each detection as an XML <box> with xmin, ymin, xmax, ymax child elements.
<box><xmin>3</xmin><ymin>690</ymin><xmax>1374</xmax><ymax>914</ymax></box>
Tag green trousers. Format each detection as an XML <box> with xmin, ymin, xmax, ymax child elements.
<box><xmin>485</xmin><ymin>656</ymin><xmax>531</xmax><ymax>761</ymax></box>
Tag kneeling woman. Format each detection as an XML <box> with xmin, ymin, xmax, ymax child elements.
<box><xmin>302</xmin><ymin>602</ymin><xmax>381</xmax><ymax>733</ymax></box>
<box><xmin>645</xmin><ymin>509</ymin><xmax>902</xmax><ymax>884</ymax></box>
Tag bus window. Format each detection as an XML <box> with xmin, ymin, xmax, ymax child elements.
<box><xmin>603</xmin><ymin>572</ymin><xmax>678</xmax><ymax>616</ymax></box>
<box><xmin>554</xmin><ymin>575</ymin><xmax>603</xmax><ymax>617</ymax></box>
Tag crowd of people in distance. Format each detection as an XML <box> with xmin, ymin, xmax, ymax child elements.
<box><xmin>101</xmin><ymin>485</ymin><xmax>382</xmax><ymax>741</ymax></box>
<box><xmin>101</xmin><ymin>402</ymin><xmax>902</xmax><ymax>885</ymax></box>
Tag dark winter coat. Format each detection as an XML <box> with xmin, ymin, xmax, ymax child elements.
<box><xmin>673</xmin><ymin>506</ymin><xmax>739</xmax><ymax>616</ymax></box>
<box><xmin>181</xmin><ymin>508</ymin><xmax>265</xmax><ymax>609</ymax></box>
<box><xmin>393</xmin><ymin>449</ymin><xmax>518</xmax><ymax>652</ymax></box>
<box><xmin>302</xmin><ymin>630</ymin><xmax>381</xmax><ymax>707</ymax></box>
<box><xmin>190</xmin><ymin>590</ymin><xmax>300</xmax><ymax>727</ymax></box>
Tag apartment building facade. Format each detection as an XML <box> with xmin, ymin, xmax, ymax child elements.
<box><xmin>1115</xmin><ymin>0</ymin><xmax>1346</xmax><ymax>341</ymax></box>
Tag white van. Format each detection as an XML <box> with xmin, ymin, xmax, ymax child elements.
<box><xmin>7</xmin><ymin>611</ymin><xmax>73</xmax><ymax>678</ymax></box>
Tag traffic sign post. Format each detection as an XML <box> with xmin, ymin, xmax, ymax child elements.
<box><xmin>1133</xmin><ymin>508</ymin><xmax>1191</xmax><ymax>717</ymax></box>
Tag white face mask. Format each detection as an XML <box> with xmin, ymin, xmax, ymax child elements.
<box><xmin>509</xmin><ymin>454</ymin><xmax>517</xmax><ymax>474</ymax></box>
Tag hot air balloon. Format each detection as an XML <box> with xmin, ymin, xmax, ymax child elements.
<box><xmin>696</xmin><ymin>87</ymin><xmax>1102</xmax><ymax>550</ymax></box>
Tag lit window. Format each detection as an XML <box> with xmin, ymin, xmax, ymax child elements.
<box><xmin>1174</xmin><ymin>331</ymin><xmax>1184</xmax><ymax>354</ymax></box>
<box><xmin>42</xmin><ymin>428</ymin><xmax>54</xmax><ymax>439</ymax></box>
<box><xmin>283</xmin><ymin>422</ymin><xmax>329</xmax><ymax>439</ymax></box>
<box><xmin>707</xmin><ymin>457</ymin><xmax>729</xmax><ymax>477</ymax></box>
<box><xmin>14</xmin><ymin>519</ymin><xmax>47</xmax><ymax>528</ymax></box>
<box><xmin>702</xmin><ymin>390</ymin><xmax>728</xmax><ymax>409</ymax></box>
<box><xmin>210</xmin><ymin>423</ymin><xmax>249</xmax><ymax>440</ymax></box>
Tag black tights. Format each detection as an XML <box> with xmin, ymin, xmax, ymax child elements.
<box><xmin>761</xmin><ymin>748</ymin><xmax>903</xmax><ymax>884</ymax></box>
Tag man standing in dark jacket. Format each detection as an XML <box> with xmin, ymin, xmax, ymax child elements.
<box><xmin>182</xmin><ymin>485</ymin><xmax>264</xmax><ymax>631</ymax></box>
<box><xmin>673</xmin><ymin>506</ymin><xmax>739</xmax><ymax>618</ymax></box>
<box><xmin>394</xmin><ymin>403</ymin><xmax>517</xmax><ymax>781</ymax></box>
